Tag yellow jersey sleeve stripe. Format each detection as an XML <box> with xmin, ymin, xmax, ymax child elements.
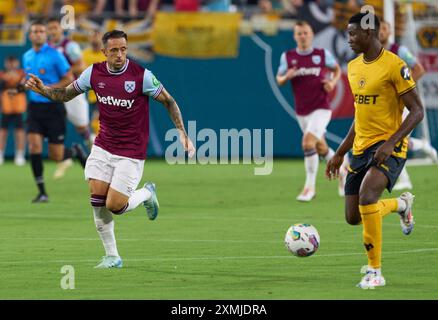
<box><xmin>398</xmin><ymin>85</ymin><xmax>416</xmax><ymax>96</ymax></box>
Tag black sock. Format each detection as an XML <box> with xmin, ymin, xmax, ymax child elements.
<box><xmin>63</xmin><ymin>147</ymin><xmax>73</xmax><ymax>160</ymax></box>
<box><xmin>30</xmin><ymin>153</ymin><xmax>46</xmax><ymax>195</ymax></box>
<box><xmin>72</xmin><ymin>144</ymin><xmax>88</xmax><ymax>168</ymax></box>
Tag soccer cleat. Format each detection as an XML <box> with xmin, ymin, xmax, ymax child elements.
<box><xmin>32</xmin><ymin>193</ymin><xmax>49</xmax><ymax>203</ymax></box>
<box><xmin>14</xmin><ymin>156</ymin><xmax>26</xmax><ymax>166</ymax></box>
<box><xmin>393</xmin><ymin>180</ymin><xmax>413</xmax><ymax>191</ymax></box>
<box><xmin>143</xmin><ymin>182</ymin><xmax>159</xmax><ymax>220</ymax></box>
<box><xmin>425</xmin><ymin>143</ymin><xmax>438</xmax><ymax>163</ymax></box>
<box><xmin>53</xmin><ymin>158</ymin><xmax>73</xmax><ymax>179</ymax></box>
<box><xmin>72</xmin><ymin>143</ymin><xmax>88</xmax><ymax>168</ymax></box>
<box><xmin>94</xmin><ymin>256</ymin><xmax>123</xmax><ymax>269</ymax></box>
<box><xmin>398</xmin><ymin>192</ymin><xmax>415</xmax><ymax>235</ymax></box>
<box><xmin>296</xmin><ymin>187</ymin><xmax>315</xmax><ymax>202</ymax></box>
<box><xmin>0</xmin><ymin>156</ymin><xmax>4</xmax><ymax>165</ymax></box>
<box><xmin>357</xmin><ymin>266</ymin><xmax>386</xmax><ymax>289</ymax></box>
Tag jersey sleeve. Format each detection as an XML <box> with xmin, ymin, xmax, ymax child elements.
<box><xmin>324</xmin><ymin>49</ymin><xmax>338</xmax><ymax>69</ymax></box>
<box><xmin>277</xmin><ymin>52</ymin><xmax>288</xmax><ymax>76</ymax></box>
<box><xmin>72</xmin><ymin>65</ymin><xmax>93</xmax><ymax>93</ymax></box>
<box><xmin>65</xmin><ymin>41</ymin><xmax>82</xmax><ymax>63</ymax></box>
<box><xmin>397</xmin><ymin>45</ymin><xmax>417</xmax><ymax>69</ymax></box>
<box><xmin>143</xmin><ymin>69</ymin><xmax>163</xmax><ymax>98</ymax></box>
<box><xmin>54</xmin><ymin>51</ymin><xmax>71</xmax><ymax>78</ymax></box>
<box><xmin>390</xmin><ymin>56</ymin><xmax>416</xmax><ymax>96</ymax></box>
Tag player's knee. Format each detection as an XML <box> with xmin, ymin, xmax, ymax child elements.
<box><xmin>28</xmin><ymin>142</ymin><xmax>41</xmax><ymax>154</ymax></box>
<box><xmin>316</xmin><ymin>144</ymin><xmax>328</xmax><ymax>156</ymax></box>
<box><xmin>345</xmin><ymin>213</ymin><xmax>362</xmax><ymax>225</ymax></box>
<box><xmin>106</xmin><ymin>200</ymin><xmax>128</xmax><ymax>215</ymax></box>
<box><xmin>302</xmin><ymin>140</ymin><xmax>317</xmax><ymax>151</ymax></box>
<box><xmin>358</xmin><ymin>192</ymin><xmax>379</xmax><ymax>207</ymax></box>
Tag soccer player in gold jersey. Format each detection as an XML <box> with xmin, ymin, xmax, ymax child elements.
<box><xmin>326</xmin><ymin>12</ymin><xmax>424</xmax><ymax>289</ymax></box>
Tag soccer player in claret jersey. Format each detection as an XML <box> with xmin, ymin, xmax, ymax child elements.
<box><xmin>326</xmin><ymin>12</ymin><xmax>424</xmax><ymax>289</ymax></box>
<box><xmin>277</xmin><ymin>21</ymin><xmax>341</xmax><ymax>202</ymax></box>
<box><xmin>47</xmin><ymin>18</ymin><xmax>90</xmax><ymax>179</ymax></box>
<box><xmin>25</xmin><ymin>30</ymin><xmax>196</xmax><ymax>268</ymax></box>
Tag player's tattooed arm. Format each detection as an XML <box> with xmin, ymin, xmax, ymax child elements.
<box><xmin>156</xmin><ymin>87</ymin><xmax>196</xmax><ymax>157</ymax></box>
<box><xmin>24</xmin><ymin>73</ymin><xmax>80</xmax><ymax>102</ymax></box>
<box><xmin>156</xmin><ymin>88</ymin><xmax>185</xmax><ymax>131</ymax></box>
<box><xmin>40</xmin><ymin>84</ymin><xmax>80</xmax><ymax>102</ymax></box>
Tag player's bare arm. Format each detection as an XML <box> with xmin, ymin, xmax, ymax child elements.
<box><xmin>411</xmin><ymin>62</ymin><xmax>425</xmax><ymax>82</ymax></box>
<box><xmin>322</xmin><ymin>63</ymin><xmax>341</xmax><ymax>92</ymax></box>
<box><xmin>155</xmin><ymin>87</ymin><xmax>196</xmax><ymax>157</ymax></box>
<box><xmin>25</xmin><ymin>73</ymin><xmax>80</xmax><ymax>102</ymax></box>
<box><xmin>326</xmin><ymin>120</ymin><xmax>356</xmax><ymax>180</ymax></box>
<box><xmin>374</xmin><ymin>88</ymin><xmax>424</xmax><ymax>166</ymax></box>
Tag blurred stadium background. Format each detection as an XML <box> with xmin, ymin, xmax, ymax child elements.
<box><xmin>0</xmin><ymin>0</ymin><xmax>437</xmax><ymax>160</ymax></box>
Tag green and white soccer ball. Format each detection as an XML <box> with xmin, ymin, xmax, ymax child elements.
<box><xmin>284</xmin><ymin>223</ymin><xmax>320</xmax><ymax>257</ymax></box>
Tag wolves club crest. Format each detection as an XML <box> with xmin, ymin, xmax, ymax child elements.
<box><xmin>124</xmin><ymin>81</ymin><xmax>136</xmax><ymax>93</ymax></box>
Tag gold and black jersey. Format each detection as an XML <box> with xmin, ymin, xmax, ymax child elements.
<box><xmin>347</xmin><ymin>48</ymin><xmax>416</xmax><ymax>158</ymax></box>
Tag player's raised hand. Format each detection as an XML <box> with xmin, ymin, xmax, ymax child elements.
<box><xmin>24</xmin><ymin>73</ymin><xmax>45</xmax><ymax>95</ymax></box>
<box><xmin>322</xmin><ymin>79</ymin><xmax>336</xmax><ymax>92</ymax></box>
<box><xmin>179</xmin><ymin>131</ymin><xmax>196</xmax><ymax>158</ymax></box>
<box><xmin>286</xmin><ymin>67</ymin><xmax>298</xmax><ymax>80</ymax></box>
<box><xmin>325</xmin><ymin>153</ymin><xmax>344</xmax><ymax>180</ymax></box>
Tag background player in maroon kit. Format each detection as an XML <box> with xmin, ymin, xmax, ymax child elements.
<box><xmin>277</xmin><ymin>21</ymin><xmax>341</xmax><ymax>202</ymax></box>
<box><xmin>47</xmin><ymin>18</ymin><xmax>90</xmax><ymax>179</ymax></box>
<box><xmin>25</xmin><ymin>30</ymin><xmax>195</xmax><ymax>268</ymax></box>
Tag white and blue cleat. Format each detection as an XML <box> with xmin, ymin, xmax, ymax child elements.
<box><xmin>94</xmin><ymin>256</ymin><xmax>123</xmax><ymax>269</ymax></box>
<box><xmin>399</xmin><ymin>192</ymin><xmax>415</xmax><ymax>235</ymax></box>
<box><xmin>143</xmin><ymin>182</ymin><xmax>159</xmax><ymax>220</ymax></box>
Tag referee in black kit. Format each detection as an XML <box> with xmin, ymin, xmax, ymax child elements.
<box><xmin>23</xmin><ymin>20</ymin><xmax>86</xmax><ymax>203</ymax></box>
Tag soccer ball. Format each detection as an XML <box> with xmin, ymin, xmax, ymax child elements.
<box><xmin>284</xmin><ymin>223</ymin><xmax>320</xmax><ymax>257</ymax></box>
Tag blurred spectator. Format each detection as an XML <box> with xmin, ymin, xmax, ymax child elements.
<box><xmin>204</xmin><ymin>0</ymin><xmax>230</xmax><ymax>12</ymax></box>
<box><xmin>258</xmin><ymin>0</ymin><xmax>285</xmax><ymax>14</ymax></box>
<box><xmin>139</xmin><ymin>0</ymin><xmax>161</xmax><ymax>20</ymax></box>
<box><xmin>94</xmin><ymin>0</ymin><xmax>155</xmax><ymax>17</ymax></box>
<box><xmin>24</xmin><ymin>0</ymin><xmax>54</xmax><ymax>18</ymax></box>
<box><xmin>0</xmin><ymin>56</ymin><xmax>27</xmax><ymax>166</ymax></box>
<box><xmin>175</xmin><ymin>0</ymin><xmax>199</xmax><ymax>11</ymax></box>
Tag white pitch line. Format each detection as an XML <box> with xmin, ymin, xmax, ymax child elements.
<box><xmin>0</xmin><ymin>237</ymin><xmax>437</xmax><ymax>245</ymax></box>
<box><xmin>2</xmin><ymin>213</ymin><xmax>438</xmax><ymax>230</ymax></box>
<box><xmin>0</xmin><ymin>248</ymin><xmax>436</xmax><ymax>265</ymax></box>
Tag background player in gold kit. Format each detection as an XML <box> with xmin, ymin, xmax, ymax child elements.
<box><xmin>326</xmin><ymin>12</ymin><xmax>424</xmax><ymax>289</ymax></box>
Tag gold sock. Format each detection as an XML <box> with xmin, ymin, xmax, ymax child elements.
<box><xmin>378</xmin><ymin>198</ymin><xmax>398</xmax><ymax>218</ymax></box>
<box><xmin>359</xmin><ymin>203</ymin><xmax>382</xmax><ymax>269</ymax></box>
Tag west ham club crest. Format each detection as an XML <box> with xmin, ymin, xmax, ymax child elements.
<box><xmin>311</xmin><ymin>55</ymin><xmax>321</xmax><ymax>65</ymax></box>
<box><xmin>124</xmin><ymin>81</ymin><xmax>136</xmax><ymax>93</ymax></box>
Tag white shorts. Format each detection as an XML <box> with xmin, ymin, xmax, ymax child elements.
<box><xmin>84</xmin><ymin>145</ymin><xmax>144</xmax><ymax>197</ymax></box>
<box><xmin>297</xmin><ymin>109</ymin><xmax>332</xmax><ymax>140</ymax></box>
<box><xmin>65</xmin><ymin>93</ymin><xmax>90</xmax><ymax>127</ymax></box>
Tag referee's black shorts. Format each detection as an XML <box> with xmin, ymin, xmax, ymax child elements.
<box><xmin>27</xmin><ymin>102</ymin><xmax>67</xmax><ymax>144</ymax></box>
<box><xmin>345</xmin><ymin>141</ymin><xmax>406</xmax><ymax>195</ymax></box>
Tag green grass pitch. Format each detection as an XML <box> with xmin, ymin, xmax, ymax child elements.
<box><xmin>0</xmin><ymin>159</ymin><xmax>437</xmax><ymax>299</ymax></box>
